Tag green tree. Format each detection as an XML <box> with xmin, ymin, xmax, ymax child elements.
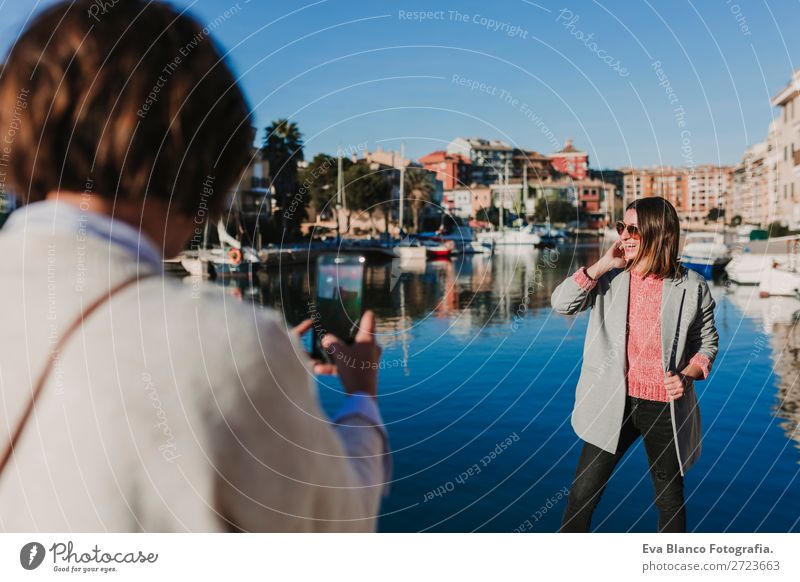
<box><xmin>475</xmin><ymin>205</ymin><xmax>499</xmax><ymax>227</ymax></box>
<box><xmin>261</xmin><ymin>118</ymin><xmax>304</xmax><ymax>238</ymax></box>
<box><xmin>706</xmin><ymin>207</ymin><xmax>724</xmax><ymax>222</ymax></box>
<box><xmin>300</xmin><ymin>153</ymin><xmax>352</xmax><ymax>217</ymax></box>
<box><xmin>404</xmin><ymin>167</ymin><xmax>435</xmax><ymax>233</ymax></box>
<box><xmin>768</xmin><ymin>221</ymin><xmax>790</xmax><ymax>238</ymax></box>
<box><xmin>343</xmin><ymin>163</ymin><xmax>392</xmax><ymax>222</ymax></box>
<box><xmin>533</xmin><ymin>198</ymin><xmax>577</xmax><ymax>223</ymax></box>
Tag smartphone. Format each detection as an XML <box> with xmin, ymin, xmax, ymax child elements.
<box><xmin>310</xmin><ymin>254</ymin><xmax>366</xmax><ymax>362</ymax></box>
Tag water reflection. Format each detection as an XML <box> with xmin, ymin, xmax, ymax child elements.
<box><xmin>725</xmin><ymin>284</ymin><xmax>800</xmax><ymax>457</ymax></box>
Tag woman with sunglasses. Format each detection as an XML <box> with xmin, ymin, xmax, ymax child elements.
<box><xmin>551</xmin><ymin>196</ymin><xmax>718</xmax><ymax>532</ymax></box>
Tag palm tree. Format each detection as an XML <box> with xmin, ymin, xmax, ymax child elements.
<box><xmin>261</xmin><ymin>118</ymin><xmax>304</xmax><ymax>238</ymax></box>
<box><xmin>404</xmin><ymin>167</ymin><xmax>435</xmax><ymax>233</ymax></box>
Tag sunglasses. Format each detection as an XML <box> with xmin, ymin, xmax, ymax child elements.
<box><xmin>615</xmin><ymin>221</ymin><xmax>640</xmax><ymax>238</ymax></box>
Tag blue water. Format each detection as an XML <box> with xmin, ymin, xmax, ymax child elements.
<box><xmin>250</xmin><ymin>244</ymin><xmax>800</xmax><ymax>532</ymax></box>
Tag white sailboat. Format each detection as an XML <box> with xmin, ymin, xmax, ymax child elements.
<box><xmin>177</xmin><ymin>219</ymin><xmax>259</xmax><ymax>276</ymax></box>
<box><xmin>476</xmin><ymin>161</ymin><xmax>540</xmax><ymax>247</ymax></box>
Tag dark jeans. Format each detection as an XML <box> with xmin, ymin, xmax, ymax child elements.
<box><xmin>561</xmin><ymin>396</ymin><xmax>686</xmax><ymax>533</ymax></box>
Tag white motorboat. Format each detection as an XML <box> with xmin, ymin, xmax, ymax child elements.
<box><xmin>726</xmin><ymin>252</ymin><xmax>790</xmax><ymax>285</ymax></box>
<box><xmin>477</xmin><ymin>225</ymin><xmax>541</xmax><ymax>247</ymax></box>
<box><xmin>395</xmin><ymin>239</ymin><xmax>426</xmax><ymax>261</ymax></box>
<box><xmin>680</xmin><ymin>232</ymin><xmax>731</xmax><ymax>277</ymax></box>
<box><xmin>725</xmin><ymin>235</ymin><xmax>800</xmax><ymax>286</ymax></box>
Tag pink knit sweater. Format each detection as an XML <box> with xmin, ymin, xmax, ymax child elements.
<box><xmin>573</xmin><ymin>266</ymin><xmax>711</xmax><ymax>402</ymax></box>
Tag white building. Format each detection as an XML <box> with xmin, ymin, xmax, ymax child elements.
<box><xmin>686</xmin><ymin>165</ymin><xmax>733</xmax><ymax>222</ymax></box>
<box><xmin>451</xmin><ymin>189</ymin><xmax>473</xmax><ymax>219</ymax></box>
<box><xmin>731</xmin><ymin>139</ymin><xmax>778</xmax><ymax>227</ymax></box>
<box><xmin>447</xmin><ymin>137</ymin><xmax>514</xmax><ymax>185</ymax></box>
<box><xmin>769</xmin><ymin>68</ymin><xmax>800</xmax><ymax>228</ymax></box>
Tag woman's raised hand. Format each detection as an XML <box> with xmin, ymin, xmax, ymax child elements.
<box><xmin>587</xmin><ymin>240</ymin><xmax>627</xmax><ymax>279</ymax></box>
<box><xmin>603</xmin><ymin>240</ymin><xmax>628</xmax><ymax>270</ymax></box>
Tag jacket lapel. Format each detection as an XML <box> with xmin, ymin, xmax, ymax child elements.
<box><xmin>611</xmin><ymin>269</ymin><xmax>630</xmax><ymax>339</ymax></box>
<box><xmin>661</xmin><ymin>271</ymin><xmax>686</xmax><ymax>373</ymax></box>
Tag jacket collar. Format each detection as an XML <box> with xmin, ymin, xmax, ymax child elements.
<box><xmin>4</xmin><ymin>200</ymin><xmax>163</xmax><ymax>272</ymax></box>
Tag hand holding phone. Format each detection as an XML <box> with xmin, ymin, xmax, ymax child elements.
<box><xmin>321</xmin><ymin>310</ymin><xmax>381</xmax><ymax>398</ymax></box>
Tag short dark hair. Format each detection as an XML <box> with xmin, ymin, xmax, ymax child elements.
<box><xmin>0</xmin><ymin>0</ymin><xmax>252</xmax><ymax>218</ymax></box>
<box><xmin>626</xmin><ymin>196</ymin><xmax>682</xmax><ymax>279</ymax></box>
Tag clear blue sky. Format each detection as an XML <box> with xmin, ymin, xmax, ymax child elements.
<box><xmin>2</xmin><ymin>0</ymin><xmax>799</xmax><ymax>169</ymax></box>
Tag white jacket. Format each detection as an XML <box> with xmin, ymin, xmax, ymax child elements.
<box><xmin>0</xmin><ymin>202</ymin><xmax>389</xmax><ymax>532</ymax></box>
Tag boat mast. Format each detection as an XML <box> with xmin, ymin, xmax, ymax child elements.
<box><xmin>337</xmin><ymin>148</ymin><xmax>344</xmax><ymax>240</ymax></box>
<box><xmin>500</xmin><ymin>159</ymin><xmax>509</xmax><ymax>232</ymax></box>
<box><xmin>522</xmin><ymin>159</ymin><xmax>529</xmax><ymax>226</ymax></box>
<box><xmin>399</xmin><ymin>142</ymin><xmax>405</xmax><ymax>237</ymax></box>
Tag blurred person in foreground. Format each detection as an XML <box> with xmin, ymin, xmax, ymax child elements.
<box><xmin>0</xmin><ymin>0</ymin><xmax>389</xmax><ymax>532</ymax></box>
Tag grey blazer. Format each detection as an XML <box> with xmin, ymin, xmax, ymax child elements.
<box><xmin>551</xmin><ymin>265</ymin><xmax>719</xmax><ymax>475</ymax></box>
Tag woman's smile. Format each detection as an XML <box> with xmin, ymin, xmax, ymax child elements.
<box><xmin>622</xmin><ymin>239</ymin><xmax>639</xmax><ymax>259</ymax></box>
<box><xmin>620</xmin><ymin>209</ymin><xmax>640</xmax><ymax>260</ymax></box>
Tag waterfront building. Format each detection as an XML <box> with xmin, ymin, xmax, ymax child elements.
<box><xmin>448</xmin><ymin>188</ymin><xmax>473</xmax><ymax>219</ymax></box>
<box><xmin>525</xmin><ymin>176</ymin><xmax>615</xmax><ymax>227</ymax></box>
<box><xmin>433</xmin><ymin>137</ymin><xmax>615</xmax><ymax>224</ymax></box>
<box><xmin>622</xmin><ymin>166</ymin><xmax>688</xmax><ymax>215</ymax></box>
<box><xmin>447</xmin><ymin>137</ymin><xmax>514</xmax><ymax>185</ymax></box>
<box><xmin>469</xmin><ymin>186</ymin><xmax>493</xmax><ymax>219</ymax></box>
<box><xmin>731</xmin><ymin>140</ymin><xmax>776</xmax><ymax>227</ymax></box>
<box><xmin>621</xmin><ymin>165</ymin><xmax>732</xmax><ymax>223</ymax></box>
<box><xmin>588</xmin><ymin>169</ymin><xmax>624</xmax><ymax>198</ymax></box>
<box><xmin>357</xmin><ymin>146</ymin><xmax>411</xmax><ymax>170</ymax></box>
<box><xmin>547</xmin><ymin>138</ymin><xmax>589</xmax><ymax>180</ymax></box>
<box><xmin>686</xmin><ymin>164</ymin><xmax>733</xmax><ymax>222</ymax></box>
<box><xmin>419</xmin><ymin>150</ymin><xmax>472</xmax><ymax>190</ymax></box>
<box><xmin>512</xmin><ymin>148</ymin><xmax>553</xmax><ymax>182</ymax></box>
<box><xmin>769</xmin><ymin>68</ymin><xmax>800</xmax><ymax>228</ymax></box>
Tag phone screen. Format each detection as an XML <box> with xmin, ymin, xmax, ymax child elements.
<box><xmin>310</xmin><ymin>254</ymin><xmax>365</xmax><ymax>360</ymax></box>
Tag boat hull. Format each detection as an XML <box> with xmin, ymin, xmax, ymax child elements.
<box><xmin>397</xmin><ymin>246</ymin><xmax>426</xmax><ymax>261</ymax></box>
<box><xmin>426</xmin><ymin>248</ymin><xmax>452</xmax><ymax>258</ymax></box>
<box><xmin>680</xmin><ymin>258</ymin><xmax>729</xmax><ymax>279</ymax></box>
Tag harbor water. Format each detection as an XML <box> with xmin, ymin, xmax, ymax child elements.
<box><xmin>210</xmin><ymin>243</ymin><xmax>800</xmax><ymax>532</ymax></box>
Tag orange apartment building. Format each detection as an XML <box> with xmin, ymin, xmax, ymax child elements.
<box><xmin>622</xmin><ymin>165</ymin><xmax>732</xmax><ymax>221</ymax></box>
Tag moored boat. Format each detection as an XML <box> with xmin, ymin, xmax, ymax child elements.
<box><xmin>422</xmin><ymin>238</ymin><xmax>454</xmax><ymax>259</ymax></box>
<box><xmin>680</xmin><ymin>232</ymin><xmax>731</xmax><ymax>278</ymax></box>
<box><xmin>476</xmin><ymin>224</ymin><xmax>541</xmax><ymax>247</ymax></box>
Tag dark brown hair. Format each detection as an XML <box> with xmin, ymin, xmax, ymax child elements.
<box><xmin>626</xmin><ymin>196</ymin><xmax>682</xmax><ymax>279</ymax></box>
<box><xmin>0</xmin><ymin>0</ymin><xmax>252</xmax><ymax>218</ymax></box>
